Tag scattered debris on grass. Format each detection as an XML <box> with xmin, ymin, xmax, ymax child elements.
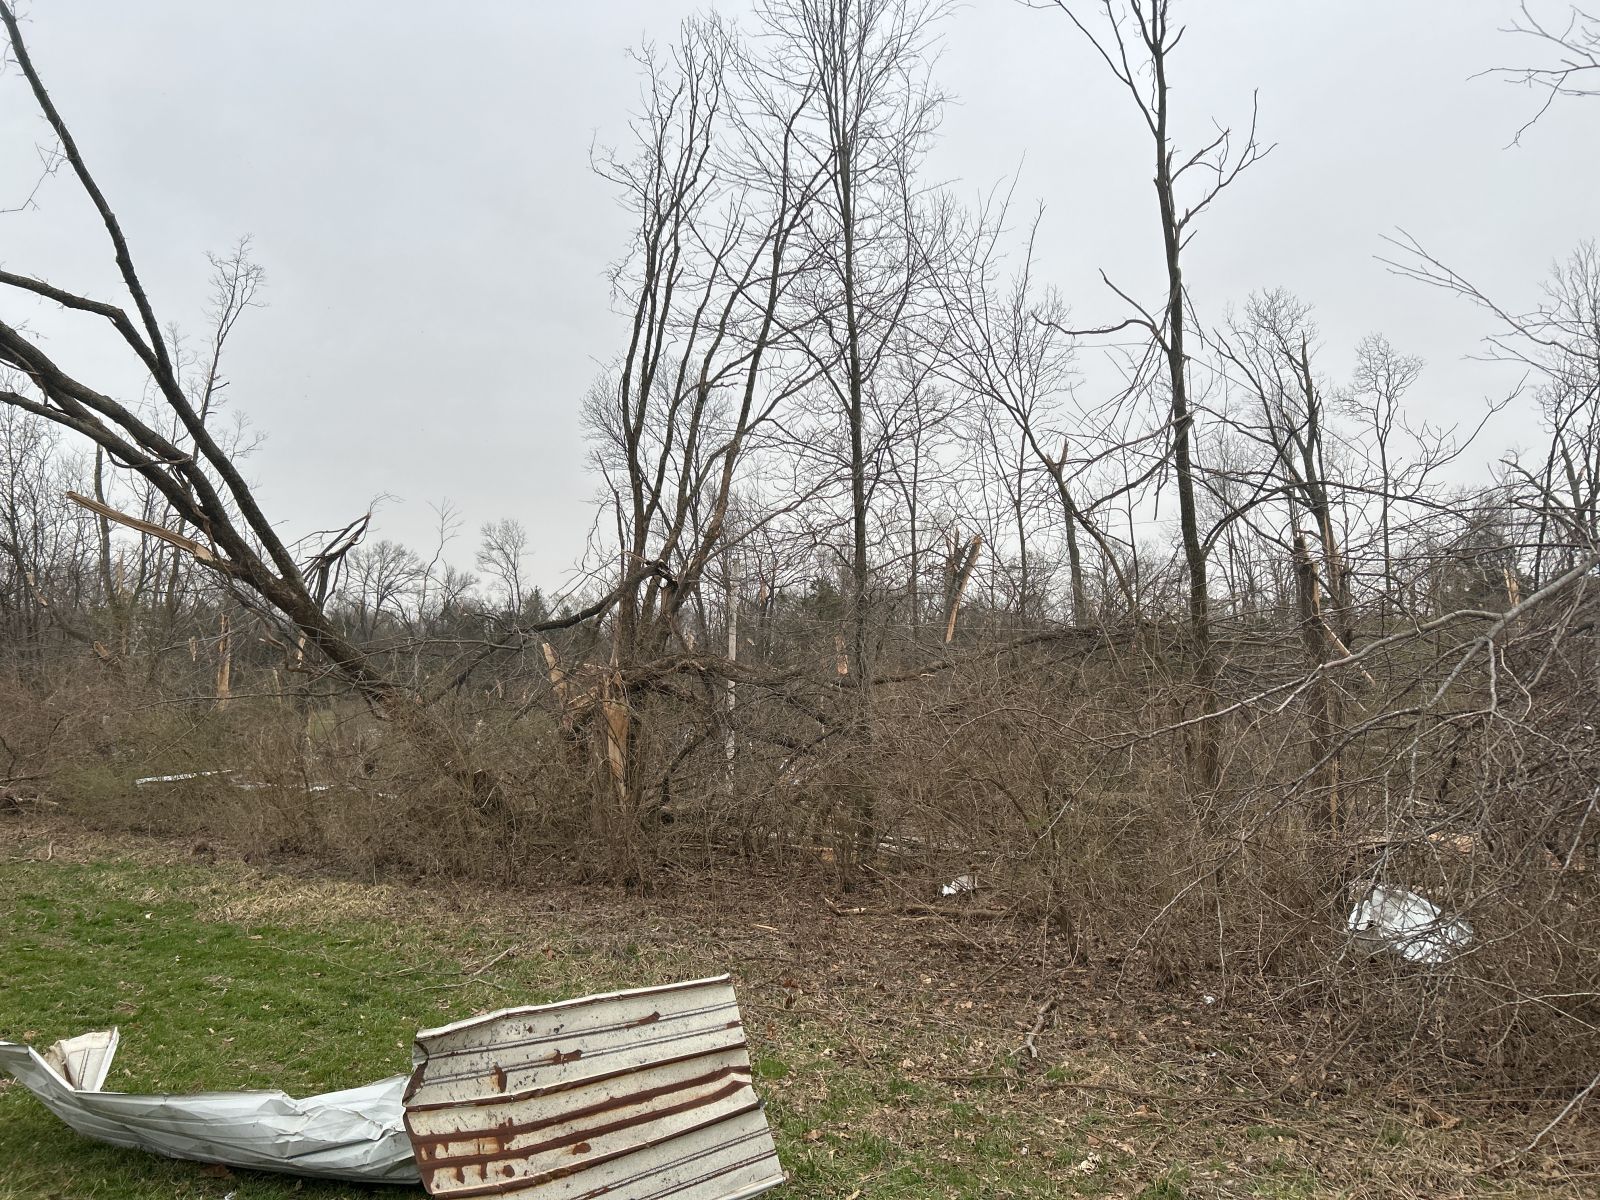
<box><xmin>1</xmin><ymin>976</ymin><xmax>783</xmax><ymax>1198</ymax></box>
<box><xmin>4</xmin><ymin>816</ymin><xmax>1597</xmax><ymax>1199</ymax></box>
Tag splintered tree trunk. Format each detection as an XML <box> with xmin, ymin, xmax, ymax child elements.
<box><xmin>601</xmin><ymin>687</ymin><xmax>632</xmax><ymax>816</ymax></box>
<box><xmin>725</xmin><ymin>567</ymin><xmax>737</xmax><ymax>783</ymax></box>
<box><xmin>1063</xmin><ymin>496</ymin><xmax>1088</xmax><ymax>624</ymax></box>
<box><xmin>91</xmin><ymin>448</ymin><xmax>130</xmax><ymax>663</ymax></box>
<box><xmin>215</xmin><ymin>612</ymin><xmax>232</xmax><ymax>711</ymax></box>
<box><xmin>943</xmin><ymin>533</ymin><xmax>982</xmax><ymax>644</ymax></box>
<box><xmin>1292</xmin><ymin>533</ymin><xmax>1340</xmax><ymax>835</ymax></box>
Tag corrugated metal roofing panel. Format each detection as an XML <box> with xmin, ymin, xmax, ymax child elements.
<box><xmin>0</xmin><ymin>1030</ymin><xmax>418</xmax><ymax>1183</ymax></box>
<box><xmin>404</xmin><ymin>975</ymin><xmax>784</xmax><ymax>1199</ymax></box>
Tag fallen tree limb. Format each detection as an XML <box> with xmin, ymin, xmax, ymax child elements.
<box><xmin>1021</xmin><ymin>997</ymin><xmax>1058</xmax><ymax>1060</ymax></box>
<box><xmin>65</xmin><ymin>491</ymin><xmax>227</xmax><ymax>569</ymax></box>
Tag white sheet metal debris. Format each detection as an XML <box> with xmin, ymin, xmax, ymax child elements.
<box><xmin>0</xmin><ymin>1029</ymin><xmax>418</xmax><ymax>1183</ymax></box>
<box><xmin>133</xmin><ymin>770</ymin><xmax>235</xmax><ymax>786</ymax></box>
<box><xmin>132</xmin><ymin>770</ymin><xmax>336</xmax><ymax>793</ymax></box>
<box><xmin>403</xmin><ymin>974</ymin><xmax>785</xmax><ymax>1200</ymax></box>
<box><xmin>41</xmin><ymin>1027</ymin><xmax>119</xmax><ymax>1090</ymax></box>
<box><xmin>1347</xmin><ymin>884</ymin><xmax>1473</xmax><ymax>965</ymax></box>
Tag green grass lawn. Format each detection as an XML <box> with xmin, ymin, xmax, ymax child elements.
<box><xmin>1</xmin><ymin>823</ymin><xmax>1591</xmax><ymax>1199</ymax></box>
<box><xmin>1</xmin><ymin>856</ymin><xmax>473</xmax><ymax>1200</ymax></box>
<box><xmin>0</xmin><ymin>845</ymin><xmax>1073</xmax><ymax>1199</ymax></box>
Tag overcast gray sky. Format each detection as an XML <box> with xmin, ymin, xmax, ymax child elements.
<box><xmin>2</xmin><ymin>1</ymin><xmax>1593</xmax><ymax>589</ymax></box>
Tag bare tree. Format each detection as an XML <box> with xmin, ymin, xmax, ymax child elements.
<box><xmin>475</xmin><ymin>518</ymin><xmax>530</xmax><ymax>614</ymax></box>
<box><xmin>758</xmin><ymin>0</ymin><xmax>950</xmax><ymax>681</ymax></box>
<box><xmin>1041</xmin><ymin>0</ymin><xmax>1269</xmax><ymax>783</ymax></box>
<box><xmin>1218</xmin><ymin>290</ymin><xmax>1355</xmax><ymax>649</ymax></box>
<box><xmin>341</xmin><ymin>539</ymin><xmax>425</xmax><ymax>643</ymax></box>
<box><xmin>1386</xmin><ymin>235</ymin><xmax>1599</xmax><ymax>580</ymax></box>
<box><xmin>936</xmin><ymin>200</ymin><xmax>1142</xmax><ymax>622</ymax></box>
<box><xmin>873</xmin><ymin>342</ymin><xmax>957</xmax><ymax>630</ymax></box>
<box><xmin>0</xmin><ymin>401</ymin><xmax>94</xmax><ymax>649</ymax></box>
<box><xmin>1344</xmin><ymin>332</ymin><xmax>1423</xmax><ymax>621</ymax></box>
<box><xmin>740</xmin><ymin>0</ymin><xmax>953</xmax><ymax>868</ymax></box>
<box><xmin>578</xmin><ymin>14</ymin><xmax>833</xmax><ymax>875</ymax></box>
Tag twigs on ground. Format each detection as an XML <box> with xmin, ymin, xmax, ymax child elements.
<box><xmin>1524</xmin><ymin>1071</ymin><xmax>1600</xmax><ymax>1156</ymax></box>
<box><xmin>420</xmin><ymin>943</ymin><xmax>520</xmax><ymax>991</ymax></box>
<box><xmin>1021</xmin><ymin>997</ymin><xmax>1058</xmax><ymax>1060</ymax></box>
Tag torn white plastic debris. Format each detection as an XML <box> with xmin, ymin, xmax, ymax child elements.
<box><xmin>940</xmin><ymin>873</ymin><xmax>978</xmax><ymax>897</ymax></box>
<box><xmin>0</xmin><ymin>1030</ymin><xmax>418</xmax><ymax>1184</ymax></box>
<box><xmin>1347</xmin><ymin>884</ymin><xmax>1473</xmax><ymax>965</ymax></box>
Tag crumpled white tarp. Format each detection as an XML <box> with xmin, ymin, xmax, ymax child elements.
<box><xmin>1347</xmin><ymin>884</ymin><xmax>1473</xmax><ymax>965</ymax></box>
<box><xmin>0</xmin><ymin>1029</ymin><xmax>418</xmax><ymax>1184</ymax></box>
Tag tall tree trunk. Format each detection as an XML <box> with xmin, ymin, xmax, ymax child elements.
<box><xmin>1293</xmin><ymin>533</ymin><xmax>1339</xmax><ymax>835</ymax></box>
<box><xmin>1153</xmin><ymin>76</ymin><xmax>1216</xmax><ymax>786</ymax></box>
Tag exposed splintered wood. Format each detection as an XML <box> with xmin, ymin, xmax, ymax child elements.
<box><xmin>540</xmin><ymin>644</ymin><xmax>631</xmax><ymax>806</ymax></box>
<box><xmin>600</xmin><ymin>685</ymin><xmax>631</xmax><ymax>807</ymax></box>
<box><xmin>943</xmin><ymin>534</ymin><xmax>982</xmax><ymax>645</ymax></box>
<box><xmin>215</xmin><ymin>613</ymin><xmax>232</xmax><ymax>711</ymax></box>
<box><xmin>66</xmin><ymin>492</ymin><xmax>221</xmax><ymax>567</ymax></box>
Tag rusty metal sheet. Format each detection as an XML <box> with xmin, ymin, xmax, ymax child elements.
<box><xmin>403</xmin><ymin>974</ymin><xmax>784</xmax><ymax>1200</ymax></box>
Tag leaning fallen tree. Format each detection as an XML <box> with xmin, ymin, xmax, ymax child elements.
<box><xmin>0</xmin><ymin>3</ymin><xmax>630</xmax><ymax>781</ymax></box>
